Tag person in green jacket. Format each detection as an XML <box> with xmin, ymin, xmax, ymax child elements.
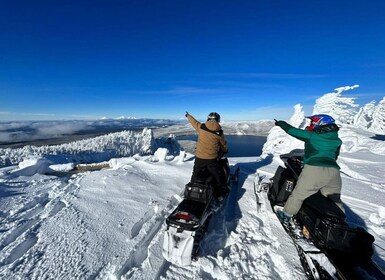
<box><xmin>274</xmin><ymin>114</ymin><xmax>343</xmax><ymax>220</ymax></box>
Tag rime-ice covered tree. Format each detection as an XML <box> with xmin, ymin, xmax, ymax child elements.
<box><xmin>354</xmin><ymin>101</ymin><xmax>376</xmax><ymax>130</ymax></box>
<box><xmin>312</xmin><ymin>85</ymin><xmax>359</xmax><ymax>125</ymax></box>
<box><xmin>0</xmin><ymin>128</ymin><xmax>172</xmax><ymax>167</ymax></box>
<box><xmin>289</xmin><ymin>104</ymin><xmax>306</xmax><ymax>129</ymax></box>
<box><xmin>370</xmin><ymin>97</ymin><xmax>385</xmax><ymax>134</ymax></box>
<box><xmin>262</xmin><ymin>104</ymin><xmax>305</xmax><ymax>157</ymax></box>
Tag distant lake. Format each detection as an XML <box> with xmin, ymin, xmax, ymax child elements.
<box><xmin>176</xmin><ymin>135</ymin><xmax>267</xmax><ymax>157</ymax></box>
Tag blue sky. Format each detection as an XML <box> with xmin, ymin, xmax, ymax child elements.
<box><xmin>1</xmin><ymin>0</ymin><xmax>385</xmax><ymax>121</ymax></box>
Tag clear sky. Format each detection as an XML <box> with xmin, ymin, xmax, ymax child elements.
<box><xmin>1</xmin><ymin>0</ymin><xmax>385</xmax><ymax>121</ymax></box>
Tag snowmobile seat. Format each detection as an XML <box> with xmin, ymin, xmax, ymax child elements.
<box><xmin>302</xmin><ymin>191</ymin><xmax>346</xmax><ymax>221</ymax></box>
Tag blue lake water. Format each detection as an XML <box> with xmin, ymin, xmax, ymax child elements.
<box><xmin>176</xmin><ymin>135</ymin><xmax>267</xmax><ymax>157</ymax></box>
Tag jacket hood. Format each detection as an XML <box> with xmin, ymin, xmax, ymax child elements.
<box><xmin>205</xmin><ymin>120</ymin><xmax>221</xmax><ymax>131</ymax></box>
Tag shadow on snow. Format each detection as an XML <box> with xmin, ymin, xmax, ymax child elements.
<box><xmin>345</xmin><ymin>205</ymin><xmax>385</xmax><ymax>270</ymax></box>
<box><xmin>199</xmin><ymin>155</ymin><xmax>273</xmax><ymax>258</ymax></box>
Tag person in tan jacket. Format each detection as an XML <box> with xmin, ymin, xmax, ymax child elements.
<box><xmin>185</xmin><ymin>111</ymin><xmax>229</xmax><ymax>199</ymax></box>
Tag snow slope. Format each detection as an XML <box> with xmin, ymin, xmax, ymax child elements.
<box><xmin>1</xmin><ymin>84</ymin><xmax>385</xmax><ymax>279</ymax></box>
<box><xmin>0</xmin><ymin>121</ymin><xmax>384</xmax><ymax>279</ymax></box>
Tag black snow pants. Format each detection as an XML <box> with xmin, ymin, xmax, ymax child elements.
<box><xmin>190</xmin><ymin>157</ymin><xmax>227</xmax><ymax>197</ymax></box>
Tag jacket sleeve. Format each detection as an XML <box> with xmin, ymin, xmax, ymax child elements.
<box><xmin>277</xmin><ymin>121</ymin><xmax>312</xmax><ymax>141</ymax></box>
<box><xmin>220</xmin><ymin>134</ymin><xmax>228</xmax><ymax>154</ymax></box>
<box><xmin>187</xmin><ymin>114</ymin><xmax>201</xmax><ymax>131</ymax></box>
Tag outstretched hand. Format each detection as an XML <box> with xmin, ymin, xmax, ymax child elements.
<box><xmin>185</xmin><ymin>111</ymin><xmax>189</xmax><ymax>117</ymax></box>
<box><xmin>274</xmin><ymin>119</ymin><xmax>285</xmax><ymax>126</ymax></box>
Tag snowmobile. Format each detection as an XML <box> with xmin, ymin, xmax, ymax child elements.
<box><xmin>162</xmin><ymin>157</ymin><xmax>233</xmax><ymax>266</ymax></box>
<box><xmin>263</xmin><ymin>152</ymin><xmax>385</xmax><ymax>279</ymax></box>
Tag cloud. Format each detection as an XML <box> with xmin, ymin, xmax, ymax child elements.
<box><xmin>0</xmin><ymin>111</ymin><xmax>56</xmax><ymax>117</ymax></box>
<box><xmin>0</xmin><ymin>119</ymin><xmax>181</xmax><ymax>144</ymax></box>
<box><xmin>0</xmin><ymin>111</ymin><xmax>104</xmax><ymax>121</ymax></box>
<box><xmin>0</xmin><ymin>120</ymin><xmax>92</xmax><ymax>143</ymax></box>
<box><xmin>202</xmin><ymin>72</ymin><xmax>327</xmax><ymax>79</ymax></box>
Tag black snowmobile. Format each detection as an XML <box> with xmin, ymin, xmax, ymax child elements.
<box><xmin>266</xmin><ymin>153</ymin><xmax>384</xmax><ymax>279</ymax></box>
<box><xmin>162</xmin><ymin>157</ymin><xmax>232</xmax><ymax>266</ymax></box>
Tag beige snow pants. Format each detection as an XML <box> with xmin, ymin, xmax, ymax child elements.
<box><xmin>283</xmin><ymin>165</ymin><xmax>343</xmax><ymax>216</ymax></box>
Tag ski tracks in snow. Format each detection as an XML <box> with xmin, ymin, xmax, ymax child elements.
<box><xmin>99</xmin><ymin>171</ymin><xmax>246</xmax><ymax>279</ymax></box>
<box><xmin>95</xmin><ymin>186</ymin><xmax>185</xmax><ymax>280</ymax></box>
<box><xmin>157</xmin><ymin>166</ymin><xmax>305</xmax><ymax>280</ymax></box>
<box><xmin>114</xmin><ymin>195</ymin><xmax>182</xmax><ymax>279</ymax></box>
<box><xmin>0</xmin><ymin>172</ymin><xmax>86</xmax><ymax>278</ymax></box>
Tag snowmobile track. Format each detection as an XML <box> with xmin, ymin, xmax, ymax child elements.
<box><xmin>115</xmin><ymin>191</ymin><xmax>184</xmax><ymax>278</ymax></box>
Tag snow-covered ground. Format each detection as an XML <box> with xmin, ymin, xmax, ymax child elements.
<box><xmin>1</xmin><ymin>86</ymin><xmax>384</xmax><ymax>279</ymax></box>
<box><xmin>0</xmin><ymin>121</ymin><xmax>384</xmax><ymax>279</ymax></box>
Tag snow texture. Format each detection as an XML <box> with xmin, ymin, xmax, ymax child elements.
<box><xmin>0</xmin><ymin>86</ymin><xmax>384</xmax><ymax>279</ymax></box>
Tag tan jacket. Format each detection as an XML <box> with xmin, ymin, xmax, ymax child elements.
<box><xmin>187</xmin><ymin>114</ymin><xmax>228</xmax><ymax>159</ymax></box>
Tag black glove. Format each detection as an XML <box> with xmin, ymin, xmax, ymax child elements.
<box><xmin>275</xmin><ymin>120</ymin><xmax>285</xmax><ymax>127</ymax></box>
<box><xmin>218</xmin><ymin>150</ymin><xmax>227</xmax><ymax>159</ymax></box>
<box><xmin>185</xmin><ymin>112</ymin><xmax>189</xmax><ymax>117</ymax></box>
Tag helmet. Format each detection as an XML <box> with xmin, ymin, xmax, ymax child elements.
<box><xmin>305</xmin><ymin>114</ymin><xmax>335</xmax><ymax>131</ymax></box>
<box><xmin>207</xmin><ymin>112</ymin><xmax>220</xmax><ymax>122</ymax></box>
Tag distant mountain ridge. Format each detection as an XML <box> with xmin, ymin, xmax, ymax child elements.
<box><xmin>153</xmin><ymin>120</ymin><xmax>275</xmax><ymax>138</ymax></box>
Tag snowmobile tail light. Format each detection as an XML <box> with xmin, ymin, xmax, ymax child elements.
<box><xmin>175</xmin><ymin>211</ymin><xmax>193</xmax><ymax>221</ymax></box>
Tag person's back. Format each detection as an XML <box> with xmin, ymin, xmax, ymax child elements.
<box><xmin>303</xmin><ymin>127</ymin><xmax>342</xmax><ymax>168</ymax></box>
<box><xmin>185</xmin><ymin>111</ymin><xmax>229</xmax><ymax>199</ymax></box>
<box><xmin>186</xmin><ymin>112</ymin><xmax>227</xmax><ymax>159</ymax></box>
<box><xmin>276</xmin><ymin>116</ymin><xmax>342</xmax><ymax>169</ymax></box>
<box><xmin>197</xmin><ymin>121</ymin><xmax>226</xmax><ymax>159</ymax></box>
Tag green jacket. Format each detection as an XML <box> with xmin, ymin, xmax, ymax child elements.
<box><xmin>277</xmin><ymin>121</ymin><xmax>342</xmax><ymax>169</ymax></box>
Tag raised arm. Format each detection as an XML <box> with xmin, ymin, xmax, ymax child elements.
<box><xmin>185</xmin><ymin>112</ymin><xmax>201</xmax><ymax>131</ymax></box>
<box><xmin>275</xmin><ymin>120</ymin><xmax>312</xmax><ymax>141</ymax></box>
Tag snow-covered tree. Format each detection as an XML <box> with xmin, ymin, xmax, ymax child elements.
<box><xmin>312</xmin><ymin>85</ymin><xmax>360</xmax><ymax>125</ymax></box>
<box><xmin>262</xmin><ymin>104</ymin><xmax>305</xmax><ymax>157</ymax></box>
<box><xmin>370</xmin><ymin>97</ymin><xmax>385</xmax><ymax>134</ymax></box>
<box><xmin>289</xmin><ymin>104</ymin><xmax>306</xmax><ymax>129</ymax></box>
<box><xmin>0</xmin><ymin>128</ymin><xmax>163</xmax><ymax>167</ymax></box>
<box><xmin>353</xmin><ymin>101</ymin><xmax>376</xmax><ymax>130</ymax></box>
